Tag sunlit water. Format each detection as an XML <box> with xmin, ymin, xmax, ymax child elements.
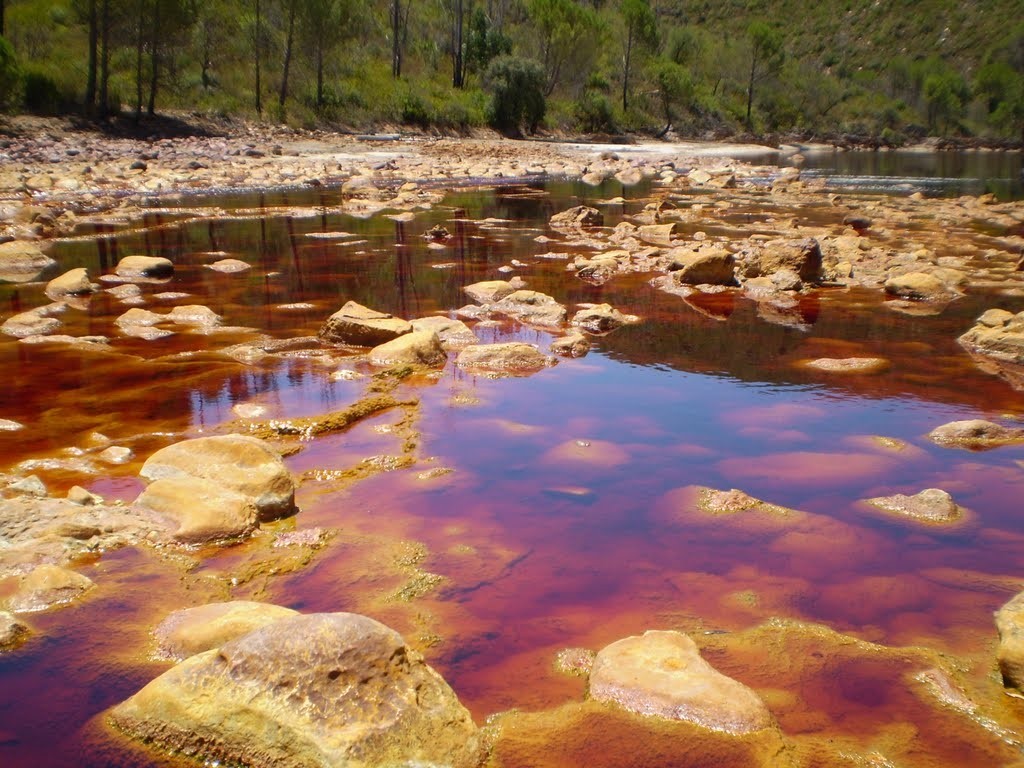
<box><xmin>1</xmin><ymin>176</ymin><xmax>1024</xmax><ymax>766</ymax></box>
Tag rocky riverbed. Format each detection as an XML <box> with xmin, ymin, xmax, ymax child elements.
<box><xmin>2</xmin><ymin>119</ymin><xmax>1024</xmax><ymax>768</ymax></box>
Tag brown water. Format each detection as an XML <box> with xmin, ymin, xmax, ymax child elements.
<box><xmin>3</xmin><ymin>179</ymin><xmax>1024</xmax><ymax>767</ymax></box>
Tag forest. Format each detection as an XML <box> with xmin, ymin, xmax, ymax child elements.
<box><xmin>0</xmin><ymin>0</ymin><xmax>1022</xmax><ymax>143</ymax></box>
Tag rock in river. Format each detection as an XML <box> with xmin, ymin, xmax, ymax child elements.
<box><xmin>862</xmin><ymin>488</ymin><xmax>963</xmax><ymax>524</ymax></box>
<box><xmin>0</xmin><ymin>240</ymin><xmax>56</xmax><ymax>283</ymax></box>
<box><xmin>154</xmin><ymin>601</ymin><xmax>299</xmax><ymax>661</ymax></box>
<box><xmin>115</xmin><ymin>255</ymin><xmax>175</xmax><ymax>279</ymax></box>
<box><xmin>456</xmin><ymin>342</ymin><xmax>555</xmax><ymax>374</ymax></box>
<box><xmin>0</xmin><ymin>610</ymin><xmax>30</xmax><ymax>650</ymax></box>
<box><xmin>111</xmin><ymin>612</ymin><xmax>481</xmax><ymax>768</ymax></box>
<box><xmin>45</xmin><ymin>268</ymin><xmax>97</xmax><ymax>301</ymax></box>
<box><xmin>318</xmin><ymin>301</ymin><xmax>412</xmax><ymax>346</ymax></box>
<box><xmin>959</xmin><ymin>309</ymin><xmax>1024</xmax><ymax>367</ymax></box>
<box><xmin>926</xmin><ymin>419</ymin><xmax>1024</xmax><ymax>450</ymax></box>
<box><xmin>369</xmin><ymin>330</ymin><xmax>446</xmax><ymax>367</ymax></box>
<box><xmin>3</xmin><ymin>564</ymin><xmax>94</xmax><ymax>613</ymax></box>
<box><xmin>139</xmin><ymin>434</ymin><xmax>296</xmax><ymax>521</ymax></box>
<box><xmin>136</xmin><ymin>476</ymin><xmax>259</xmax><ymax>545</ymax></box>
<box><xmin>491</xmin><ymin>289</ymin><xmax>567</xmax><ymax>328</ymax></box>
<box><xmin>463</xmin><ymin>279</ymin><xmax>517</xmax><ymax>304</ymax></box>
<box><xmin>550</xmin><ymin>205</ymin><xmax>603</xmax><ymax>230</ymax></box>
<box><xmin>589</xmin><ymin>630</ymin><xmax>774</xmax><ymax>735</ymax></box>
<box><xmin>996</xmin><ymin>592</ymin><xmax>1024</xmax><ymax>696</ymax></box>
<box><xmin>571</xmin><ymin>304</ymin><xmax>639</xmax><ymax>333</ymax></box>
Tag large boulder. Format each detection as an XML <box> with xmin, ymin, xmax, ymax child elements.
<box><xmin>45</xmin><ymin>268</ymin><xmax>96</xmax><ymax>301</ymax></box>
<box><xmin>115</xmin><ymin>255</ymin><xmax>175</xmax><ymax>279</ymax></box>
<box><xmin>3</xmin><ymin>564</ymin><xmax>94</xmax><ymax>613</ymax></box>
<box><xmin>884</xmin><ymin>271</ymin><xmax>952</xmax><ymax>301</ymax></box>
<box><xmin>456</xmin><ymin>343</ymin><xmax>555</xmax><ymax>374</ymax></box>
<box><xmin>959</xmin><ymin>309</ymin><xmax>1024</xmax><ymax>365</ymax></box>
<box><xmin>550</xmin><ymin>206</ymin><xmax>603</xmax><ymax>229</ymax></box>
<box><xmin>997</xmin><ymin>592</ymin><xmax>1024</xmax><ymax>696</ymax></box>
<box><xmin>139</xmin><ymin>435</ymin><xmax>296</xmax><ymax>521</ymax></box>
<box><xmin>318</xmin><ymin>301</ymin><xmax>412</xmax><ymax>346</ymax></box>
<box><xmin>491</xmin><ymin>290</ymin><xmax>567</xmax><ymax>327</ymax></box>
<box><xmin>369</xmin><ymin>330</ymin><xmax>446</xmax><ymax>367</ymax></box>
<box><xmin>926</xmin><ymin>419</ymin><xmax>1024</xmax><ymax>450</ymax></box>
<box><xmin>669</xmin><ymin>246</ymin><xmax>737</xmax><ymax>286</ymax></box>
<box><xmin>410</xmin><ymin>316</ymin><xmax>479</xmax><ymax>347</ymax></box>
<box><xmin>136</xmin><ymin>477</ymin><xmax>259</xmax><ymax>545</ymax></box>
<box><xmin>111</xmin><ymin>612</ymin><xmax>481</xmax><ymax>768</ymax></box>
<box><xmin>0</xmin><ymin>240</ymin><xmax>56</xmax><ymax>283</ymax></box>
<box><xmin>154</xmin><ymin>601</ymin><xmax>299</xmax><ymax>661</ymax></box>
<box><xmin>0</xmin><ymin>611</ymin><xmax>30</xmax><ymax>650</ymax></box>
<box><xmin>589</xmin><ymin>630</ymin><xmax>774</xmax><ymax>735</ymax></box>
<box><xmin>737</xmin><ymin>238</ymin><xmax>822</xmax><ymax>283</ymax></box>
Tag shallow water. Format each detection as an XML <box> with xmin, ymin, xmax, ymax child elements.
<box><xmin>2</xmin><ymin>179</ymin><xmax>1024</xmax><ymax>766</ymax></box>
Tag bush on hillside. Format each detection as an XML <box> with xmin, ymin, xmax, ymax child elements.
<box><xmin>484</xmin><ymin>55</ymin><xmax>545</xmax><ymax>136</ymax></box>
<box><xmin>0</xmin><ymin>37</ymin><xmax>21</xmax><ymax>111</ymax></box>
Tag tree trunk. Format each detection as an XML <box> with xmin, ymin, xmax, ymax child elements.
<box><xmin>452</xmin><ymin>0</ymin><xmax>464</xmax><ymax>88</ymax></box>
<box><xmin>316</xmin><ymin>39</ymin><xmax>324</xmax><ymax>109</ymax></box>
<box><xmin>0</xmin><ymin>0</ymin><xmax>5</xmax><ymax>37</ymax></box>
<box><xmin>254</xmin><ymin>0</ymin><xmax>262</xmax><ymax>116</ymax></box>
<box><xmin>86</xmin><ymin>0</ymin><xmax>98</xmax><ymax>113</ymax></box>
<box><xmin>135</xmin><ymin>0</ymin><xmax>146</xmax><ymax>121</ymax></box>
<box><xmin>745</xmin><ymin>51</ymin><xmax>757</xmax><ymax>131</ymax></box>
<box><xmin>622</xmin><ymin>26</ymin><xmax>633</xmax><ymax>113</ymax></box>
<box><xmin>391</xmin><ymin>0</ymin><xmax>403</xmax><ymax>78</ymax></box>
<box><xmin>278</xmin><ymin>1</ymin><xmax>296</xmax><ymax>112</ymax></box>
<box><xmin>99</xmin><ymin>0</ymin><xmax>111</xmax><ymax>117</ymax></box>
<box><xmin>147</xmin><ymin>0</ymin><xmax>161</xmax><ymax>116</ymax></box>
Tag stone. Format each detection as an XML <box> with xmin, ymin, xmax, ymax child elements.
<box><xmin>369</xmin><ymin>330</ymin><xmax>446</xmax><ymax>367</ymax></box>
<box><xmin>802</xmin><ymin>357</ymin><xmax>890</xmax><ymax>374</ymax></box>
<box><xmin>115</xmin><ymin>308</ymin><xmax>165</xmax><ymax>328</ymax></box>
<box><xmin>207</xmin><ymin>258</ymin><xmax>251</xmax><ymax>273</ymax></box>
<box><xmin>571</xmin><ymin>304</ymin><xmax>639</xmax><ymax>333</ymax></box>
<box><xmin>638</xmin><ymin>223</ymin><xmax>679</xmax><ymax>247</ymax></box>
<box><xmin>669</xmin><ymin>246</ymin><xmax>737</xmax><ymax>286</ymax></box>
<box><xmin>843</xmin><ymin>214</ymin><xmax>872</xmax><ymax>231</ymax></box>
<box><xmin>154</xmin><ymin>601</ymin><xmax>299</xmax><ymax>661</ymax></box>
<box><xmin>318</xmin><ymin>301</ymin><xmax>412</xmax><ymax>346</ymax></box>
<box><xmin>166</xmin><ymin>305</ymin><xmax>222</xmax><ymax>328</ymax></box>
<box><xmin>1</xmin><ymin>310</ymin><xmax>61</xmax><ymax>338</ymax></box>
<box><xmin>550</xmin><ymin>206</ymin><xmax>603</xmax><ymax>229</ymax></box>
<box><xmin>738</xmin><ymin>238</ymin><xmax>823</xmax><ymax>283</ymax></box>
<box><xmin>0</xmin><ymin>240</ymin><xmax>56</xmax><ymax>283</ymax></box>
<box><xmin>140</xmin><ymin>434</ymin><xmax>296</xmax><ymax>521</ymax></box>
<box><xmin>0</xmin><ymin>419</ymin><xmax>24</xmax><ymax>431</ymax></box>
<box><xmin>115</xmin><ymin>255</ymin><xmax>174</xmax><ymax>279</ymax></box>
<box><xmin>0</xmin><ymin>611</ymin><xmax>30</xmax><ymax>650</ymax></box>
<box><xmin>7</xmin><ymin>475</ymin><xmax>47</xmax><ymax>497</ymax></box>
<box><xmin>45</xmin><ymin>268</ymin><xmax>96</xmax><ymax>301</ymax></box>
<box><xmin>410</xmin><ymin>316</ymin><xmax>478</xmax><ymax>347</ymax></box>
<box><xmin>136</xmin><ymin>476</ymin><xmax>259</xmax><ymax>545</ymax></box>
<box><xmin>614</xmin><ymin>167</ymin><xmax>644</xmax><ymax>186</ymax></box>
<box><xmin>463</xmin><ymin>279</ymin><xmax>517</xmax><ymax>304</ymax></box>
<box><xmin>996</xmin><ymin>592</ymin><xmax>1024</xmax><ymax>696</ymax></box>
<box><xmin>111</xmin><ymin>613</ymin><xmax>480</xmax><ymax>768</ymax></box>
<box><xmin>862</xmin><ymin>488</ymin><xmax>962</xmax><ymax>524</ymax></box>
<box><xmin>98</xmin><ymin>446</ymin><xmax>134</xmax><ymax>465</ymax></box>
<box><xmin>550</xmin><ymin>333</ymin><xmax>590</xmax><ymax>357</ymax></box>
<box><xmin>884</xmin><ymin>272</ymin><xmax>951</xmax><ymax>301</ymax></box>
<box><xmin>491</xmin><ymin>290</ymin><xmax>567</xmax><ymax>327</ymax></box>
<box><xmin>456</xmin><ymin>343</ymin><xmax>555</xmax><ymax>374</ymax></box>
<box><xmin>927</xmin><ymin>419</ymin><xmax>1024</xmax><ymax>450</ymax></box>
<box><xmin>67</xmin><ymin>485</ymin><xmax>102</xmax><ymax>505</ymax></box>
<box><xmin>4</xmin><ymin>564</ymin><xmax>94</xmax><ymax>613</ymax></box>
<box><xmin>687</xmin><ymin>168</ymin><xmax>712</xmax><ymax>185</ymax></box>
<box><xmin>589</xmin><ymin>630</ymin><xmax>774</xmax><ymax>735</ymax></box>
<box><xmin>959</xmin><ymin>309</ymin><xmax>1024</xmax><ymax>366</ymax></box>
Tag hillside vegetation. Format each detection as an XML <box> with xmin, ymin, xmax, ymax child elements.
<box><xmin>0</xmin><ymin>0</ymin><xmax>1021</xmax><ymax>143</ymax></box>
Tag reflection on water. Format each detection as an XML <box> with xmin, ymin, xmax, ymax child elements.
<box><xmin>2</xmin><ymin>178</ymin><xmax>1024</xmax><ymax>767</ymax></box>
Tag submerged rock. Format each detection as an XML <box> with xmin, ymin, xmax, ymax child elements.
<box><xmin>996</xmin><ymin>592</ymin><xmax>1024</xmax><ymax>696</ymax></box>
<box><xmin>207</xmin><ymin>258</ymin><xmax>251</xmax><ymax>273</ymax></box>
<box><xmin>139</xmin><ymin>435</ymin><xmax>296</xmax><ymax>522</ymax></box>
<box><xmin>926</xmin><ymin>419</ymin><xmax>1024</xmax><ymax>450</ymax></box>
<box><xmin>154</xmin><ymin>601</ymin><xmax>299</xmax><ymax>661</ymax></box>
<box><xmin>318</xmin><ymin>301</ymin><xmax>412</xmax><ymax>346</ymax></box>
<box><xmin>4</xmin><ymin>564</ymin><xmax>94</xmax><ymax>613</ymax></box>
<box><xmin>111</xmin><ymin>612</ymin><xmax>481</xmax><ymax>768</ymax></box>
<box><xmin>0</xmin><ymin>610</ymin><xmax>30</xmax><ymax>650</ymax></box>
<box><xmin>369</xmin><ymin>330</ymin><xmax>446</xmax><ymax>367</ymax></box>
<box><xmin>1</xmin><ymin>309</ymin><xmax>61</xmax><ymax>338</ymax></box>
<box><xmin>456</xmin><ymin>342</ymin><xmax>555</xmax><ymax>374</ymax></box>
<box><xmin>589</xmin><ymin>630</ymin><xmax>774</xmax><ymax>735</ymax></box>
<box><xmin>571</xmin><ymin>304</ymin><xmax>639</xmax><ymax>333</ymax></box>
<box><xmin>801</xmin><ymin>357</ymin><xmax>890</xmax><ymax>374</ymax></box>
<box><xmin>862</xmin><ymin>488</ymin><xmax>963</xmax><ymax>524</ymax></box>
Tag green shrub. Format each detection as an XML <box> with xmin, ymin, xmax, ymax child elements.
<box><xmin>574</xmin><ymin>90</ymin><xmax>616</xmax><ymax>133</ymax></box>
<box><xmin>400</xmin><ymin>92</ymin><xmax>432</xmax><ymax>128</ymax></box>
<box><xmin>21</xmin><ymin>67</ymin><xmax>68</xmax><ymax>115</ymax></box>
<box><xmin>0</xmin><ymin>37</ymin><xmax>21</xmax><ymax>111</ymax></box>
<box><xmin>484</xmin><ymin>55</ymin><xmax>545</xmax><ymax>135</ymax></box>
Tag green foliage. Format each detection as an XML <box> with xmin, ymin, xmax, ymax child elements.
<box><xmin>21</xmin><ymin>66</ymin><xmax>68</xmax><ymax>115</ymax></box>
<box><xmin>525</xmin><ymin>0</ymin><xmax>604</xmax><ymax>94</ymax></box>
<box><xmin>466</xmin><ymin>6</ymin><xmax>511</xmax><ymax>76</ymax></box>
<box><xmin>484</xmin><ymin>55</ymin><xmax>546</xmax><ymax>135</ymax></box>
<box><xmin>652</xmin><ymin>59</ymin><xmax>693</xmax><ymax>127</ymax></box>
<box><xmin>0</xmin><ymin>37</ymin><xmax>20</xmax><ymax>111</ymax></box>
<box><xmin>922</xmin><ymin>68</ymin><xmax>969</xmax><ymax>132</ymax></box>
<box><xmin>574</xmin><ymin>90</ymin><xmax>616</xmax><ymax>133</ymax></box>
